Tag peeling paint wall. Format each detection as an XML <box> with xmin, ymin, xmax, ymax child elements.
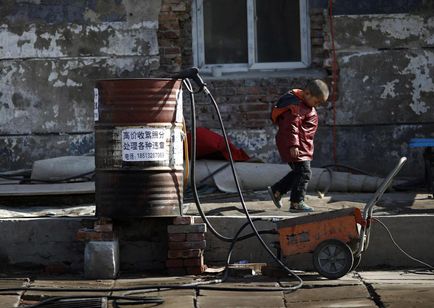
<box><xmin>0</xmin><ymin>0</ymin><xmax>162</xmax><ymax>170</ymax></box>
<box><xmin>319</xmin><ymin>11</ymin><xmax>434</xmax><ymax>176</ymax></box>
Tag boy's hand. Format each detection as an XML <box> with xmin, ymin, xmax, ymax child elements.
<box><xmin>289</xmin><ymin>147</ymin><xmax>299</xmax><ymax>159</ymax></box>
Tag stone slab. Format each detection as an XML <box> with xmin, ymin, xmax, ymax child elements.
<box><xmin>197</xmin><ymin>289</ymin><xmax>284</xmax><ymax>308</ymax></box>
<box><xmin>120</xmin><ymin>289</ymin><xmax>195</xmax><ymax>308</ymax></box>
<box><xmin>111</xmin><ymin>276</ymin><xmax>196</xmax><ymax>293</ymax></box>
<box><xmin>289</xmin><ymin>298</ymin><xmax>376</xmax><ymax>308</ymax></box>
<box><xmin>284</xmin><ymin>285</ymin><xmax>371</xmax><ymax>303</ymax></box>
<box><xmin>0</xmin><ymin>278</ymin><xmax>29</xmax><ymax>295</ymax></box>
<box><xmin>358</xmin><ymin>271</ymin><xmax>434</xmax><ymax>283</ymax></box>
<box><xmin>23</xmin><ymin>279</ymin><xmax>114</xmax><ymax>300</ymax></box>
<box><xmin>373</xmin><ymin>284</ymin><xmax>434</xmax><ymax>308</ymax></box>
<box><xmin>0</xmin><ymin>295</ymin><xmax>21</xmax><ymax>308</ymax></box>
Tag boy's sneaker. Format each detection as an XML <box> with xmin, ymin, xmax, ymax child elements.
<box><xmin>267</xmin><ymin>186</ymin><xmax>282</xmax><ymax>208</ymax></box>
<box><xmin>290</xmin><ymin>201</ymin><xmax>314</xmax><ymax>212</ymax></box>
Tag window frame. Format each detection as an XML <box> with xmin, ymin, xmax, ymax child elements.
<box><xmin>192</xmin><ymin>0</ymin><xmax>311</xmax><ymax>74</ymax></box>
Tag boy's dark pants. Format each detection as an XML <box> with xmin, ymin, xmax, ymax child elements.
<box><xmin>271</xmin><ymin>161</ymin><xmax>312</xmax><ymax>203</ymax></box>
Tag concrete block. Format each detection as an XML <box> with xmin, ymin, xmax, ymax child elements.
<box><xmin>167</xmin><ymin>223</ymin><xmax>206</xmax><ymax>234</ymax></box>
<box><xmin>84</xmin><ymin>240</ymin><xmax>119</xmax><ymax>279</ymax></box>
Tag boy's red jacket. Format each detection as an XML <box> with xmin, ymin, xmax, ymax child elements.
<box><xmin>272</xmin><ymin>89</ymin><xmax>318</xmax><ymax>162</ymax></box>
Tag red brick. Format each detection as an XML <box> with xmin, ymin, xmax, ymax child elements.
<box><xmin>183</xmin><ymin>255</ymin><xmax>204</xmax><ymax>267</ymax></box>
<box><xmin>168</xmin><ymin>249</ymin><xmax>202</xmax><ymax>259</ymax></box>
<box><xmin>186</xmin><ymin>265</ymin><xmax>207</xmax><ymax>275</ymax></box>
<box><xmin>168</xmin><ymin>233</ymin><xmax>186</xmax><ymax>242</ymax></box>
<box><xmin>169</xmin><ymin>240</ymin><xmax>206</xmax><ymax>250</ymax></box>
<box><xmin>167</xmin><ymin>267</ymin><xmax>187</xmax><ymax>276</ymax></box>
<box><xmin>161</xmin><ymin>30</ymin><xmax>180</xmax><ymax>39</ymax></box>
<box><xmin>75</xmin><ymin>229</ymin><xmax>114</xmax><ymax>241</ymax></box>
<box><xmin>186</xmin><ymin>233</ymin><xmax>205</xmax><ymax>241</ymax></box>
<box><xmin>163</xmin><ymin>47</ymin><xmax>181</xmax><ymax>54</ymax></box>
<box><xmin>173</xmin><ymin>216</ymin><xmax>194</xmax><ymax>225</ymax></box>
<box><xmin>166</xmin><ymin>259</ymin><xmax>184</xmax><ymax>268</ymax></box>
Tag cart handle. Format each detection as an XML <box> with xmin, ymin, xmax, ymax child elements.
<box><xmin>355</xmin><ymin>157</ymin><xmax>407</xmax><ymax>256</ymax></box>
<box><xmin>362</xmin><ymin>157</ymin><xmax>407</xmax><ymax>220</ymax></box>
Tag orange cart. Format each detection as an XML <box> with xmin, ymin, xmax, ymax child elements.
<box><xmin>276</xmin><ymin>157</ymin><xmax>407</xmax><ymax>279</ymax></box>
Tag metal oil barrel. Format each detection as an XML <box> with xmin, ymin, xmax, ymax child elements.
<box><xmin>94</xmin><ymin>78</ymin><xmax>184</xmax><ymax>217</ymax></box>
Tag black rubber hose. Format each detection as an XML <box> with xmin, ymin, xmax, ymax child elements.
<box><xmin>183</xmin><ymin>78</ymin><xmax>303</xmax><ymax>290</ymax></box>
<box><xmin>26</xmin><ymin>295</ymin><xmax>164</xmax><ymax>308</ymax></box>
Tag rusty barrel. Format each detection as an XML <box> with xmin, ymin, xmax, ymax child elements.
<box><xmin>94</xmin><ymin>78</ymin><xmax>184</xmax><ymax>217</ymax></box>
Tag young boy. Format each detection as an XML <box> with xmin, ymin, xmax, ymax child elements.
<box><xmin>268</xmin><ymin>80</ymin><xmax>329</xmax><ymax>212</ymax></box>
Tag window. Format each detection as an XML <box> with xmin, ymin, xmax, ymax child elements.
<box><xmin>192</xmin><ymin>0</ymin><xmax>310</xmax><ymax>74</ymax></box>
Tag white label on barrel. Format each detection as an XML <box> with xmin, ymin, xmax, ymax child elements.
<box><xmin>93</xmin><ymin>88</ymin><xmax>99</xmax><ymax>121</ymax></box>
<box><xmin>121</xmin><ymin>128</ymin><xmax>167</xmax><ymax>161</ymax></box>
<box><xmin>172</xmin><ymin>129</ymin><xmax>183</xmax><ymax>166</ymax></box>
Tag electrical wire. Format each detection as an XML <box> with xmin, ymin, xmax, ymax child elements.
<box><xmin>372</xmin><ymin>217</ymin><xmax>434</xmax><ymax>271</ymax></box>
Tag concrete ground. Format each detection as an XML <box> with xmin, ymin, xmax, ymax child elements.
<box><xmin>1</xmin><ymin>188</ymin><xmax>433</xmax><ymax>307</ymax></box>
<box><xmin>1</xmin><ymin>270</ymin><xmax>433</xmax><ymax>307</ymax></box>
<box><xmin>1</xmin><ymin>190</ymin><xmax>432</xmax><ymax>218</ymax></box>
<box><xmin>184</xmin><ymin>190</ymin><xmax>434</xmax><ymax>217</ymax></box>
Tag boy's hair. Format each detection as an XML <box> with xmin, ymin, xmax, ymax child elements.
<box><xmin>305</xmin><ymin>79</ymin><xmax>329</xmax><ymax>104</ymax></box>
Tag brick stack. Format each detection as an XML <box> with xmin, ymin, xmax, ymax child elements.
<box><xmin>76</xmin><ymin>218</ymin><xmax>115</xmax><ymax>241</ymax></box>
<box><xmin>166</xmin><ymin>216</ymin><xmax>207</xmax><ymax>276</ymax></box>
<box><xmin>76</xmin><ymin>218</ymin><xmax>120</xmax><ymax>279</ymax></box>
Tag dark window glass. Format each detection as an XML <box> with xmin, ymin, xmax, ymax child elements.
<box><xmin>203</xmin><ymin>0</ymin><xmax>248</xmax><ymax>64</ymax></box>
<box><xmin>256</xmin><ymin>0</ymin><xmax>301</xmax><ymax>62</ymax></box>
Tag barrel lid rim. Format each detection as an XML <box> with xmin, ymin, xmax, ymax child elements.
<box><xmin>96</xmin><ymin>78</ymin><xmax>180</xmax><ymax>82</ymax></box>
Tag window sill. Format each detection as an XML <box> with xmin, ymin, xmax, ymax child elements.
<box><xmin>200</xmin><ymin>67</ymin><xmax>327</xmax><ymax>81</ymax></box>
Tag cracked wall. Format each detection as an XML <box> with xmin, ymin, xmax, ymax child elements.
<box><xmin>0</xmin><ymin>0</ymin><xmax>162</xmax><ymax>170</ymax></box>
<box><xmin>320</xmin><ymin>12</ymin><xmax>434</xmax><ymax>175</ymax></box>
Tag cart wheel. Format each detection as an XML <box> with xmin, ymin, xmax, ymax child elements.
<box><xmin>313</xmin><ymin>239</ymin><xmax>354</xmax><ymax>279</ymax></box>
